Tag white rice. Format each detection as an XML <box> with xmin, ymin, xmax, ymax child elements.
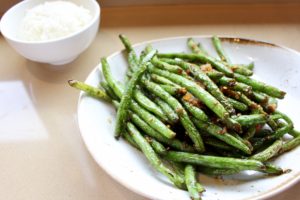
<box><xmin>18</xmin><ymin>1</ymin><xmax>92</xmax><ymax>41</ymax></box>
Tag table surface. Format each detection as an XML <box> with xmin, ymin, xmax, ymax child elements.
<box><xmin>1</xmin><ymin>3</ymin><xmax>300</xmax><ymax>200</ymax></box>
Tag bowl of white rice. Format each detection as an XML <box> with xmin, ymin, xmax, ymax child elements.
<box><xmin>0</xmin><ymin>0</ymin><xmax>100</xmax><ymax>65</ymax></box>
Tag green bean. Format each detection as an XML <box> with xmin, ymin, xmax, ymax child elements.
<box><xmin>141</xmin><ymin>49</ymin><xmax>156</xmax><ymax>64</ymax></box>
<box><xmin>212</xmin><ymin>35</ymin><xmax>231</xmax><ymax>63</ymax></box>
<box><xmin>101</xmin><ymin>58</ymin><xmax>124</xmax><ymax>98</ymax></box>
<box><xmin>217</xmin><ymin>77</ymin><xmax>252</xmax><ymax>95</ymax></box>
<box><xmin>127</xmin><ymin>51</ymin><xmax>139</xmax><ymax>73</ymax></box>
<box><xmin>227</xmin><ymin>98</ymin><xmax>248</xmax><ymax>112</ymax></box>
<box><xmin>280</xmin><ymin>135</ymin><xmax>300</xmax><ymax>153</ymax></box>
<box><xmin>230</xmin><ymin>64</ymin><xmax>253</xmax><ymax>76</ymax></box>
<box><xmin>132</xmin><ymin>88</ymin><xmax>172</xmax><ymax>122</ymax></box>
<box><xmin>184</xmin><ymin>165</ymin><xmax>202</xmax><ymax>200</ymax></box>
<box><xmin>123</xmin><ymin>131</ymin><xmax>140</xmax><ymax>150</ymax></box>
<box><xmin>159</xmin><ymin>58</ymin><xmax>224</xmax><ymax>81</ymax></box>
<box><xmin>182</xmin><ymin>100</ymin><xmax>209</xmax><ymax>121</ymax></box>
<box><xmin>145</xmin><ymin>136</ymin><xmax>167</xmax><ymax>155</ymax></box>
<box><xmin>273</xmin><ymin>111</ymin><xmax>293</xmax><ymax>127</ymax></box>
<box><xmin>115</xmin><ymin>64</ymin><xmax>146</xmax><ymax>138</ymax></box>
<box><xmin>234</xmin><ymin>73</ymin><xmax>286</xmax><ymax>99</ymax></box>
<box><xmin>125</xmin><ymin>69</ymin><xmax>133</xmax><ymax>80</ymax></box>
<box><xmin>130</xmin><ymin>112</ymin><xmax>195</xmax><ymax>152</ymax></box>
<box><xmin>152</xmin><ymin>56</ymin><xmax>188</xmax><ymax>77</ymax></box>
<box><xmin>68</xmin><ymin>80</ymin><xmax>112</xmax><ymax>102</ymax></box>
<box><xmin>230</xmin><ymin>132</ymin><xmax>253</xmax><ymax>152</ymax></box>
<box><xmin>147</xmin><ymin>45</ymin><xmax>190</xmax><ymax>79</ymax></box>
<box><xmin>203</xmin><ymin>137</ymin><xmax>234</xmax><ymax>151</ymax></box>
<box><xmin>157</xmin><ymin>53</ymin><xmax>234</xmax><ymax>77</ymax></box>
<box><xmin>233</xmin><ymin>114</ymin><xmax>267</xmax><ymax>127</ymax></box>
<box><xmin>267</xmin><ymin>124</ymin><xmax>293</xmax><ymax>140</ymax></box>
<box><xmin>251</xmin><ymin>92</ymin><xmax>269</xmax><ymax>104</ymax></box>
<box><xmin>99</xmin><ymin>81</ymin><xmax>119</xmax><ymax>100</ymax></box>
<box><xmin>133</xmin><ymin>88</ymin><xmax>168</xmax><ymax>122</ymax></box>
<box><xmin>164</xmin><ymin>151</ymin><xmax>265</xmax><ymax>171</ymax></box>
<box><xmin>143</xmin><ymin>44</ymin><xmax>153</xmax><ymax>54</ymax></box>
<box><xmin>151</xmin><ymin>74</ymin><xmax>179</xmax><ymax>86</ymax></box>
<box><xmin>160</xmin><ymin>57</ymin><xmax>225</xmax><ymax>84</ymax></box>
<box><xmin>142</xmin><ymin>79</ymin><xmax>205</xmax><ymax>152</ymax></box>
<box><xmin>187</xmin><ymin>38</ymin><xmax>209</xmax><ymax>55</ymax></box>
<box><xmin>206</xmin><ymin>70</ymin><xmax>224</xmax><ymax>80</ymax></box>
<box><xmin>290</xmin><ymin>129</ymin><xmax>300</xmax><ymax>138</ymax></box>
<box><xmin>112</xmin><ymin>100</ymin><xmax>120</xmax><ymax>108</ymax></box>
<box><xmin>139</xmin><ymin>49</ymin><xmax>147</xmax><ymax>63</ymax></box>
<box><xmin>119</xmin><ymin>34</ymin><xmax>135</xmax><ymax>53</ymax></box>
<box><xmin>199</xmin><ymin>152</ymin><xmax>282</xmax><ymax>175</ymax></box>
<box><xmin>134</xmin><ymin>88</ymin><xmax>173</xmax><ymax>123</ymax></box>
<box><xmin>127</xmin><ymin>123</ymin><xmax>185</xmax><ymax>188</ymax></box>
<box><xmin>192</xmin><ymin>119</ymin><xmax>251</xmax><ymax>154</ymax></box>
<box><xmin>154</xmin><ymin>98</ymin><xmax>179</xmax><ymax>124</ymax></box>
<box><xmin>250</xmin><ymin>139</ymin><xmax>283</xmax><ymax>162</ymax></box>
<box><xmin>263</xmin><ymin>163</ymin><xmax>283</xmax><ymax>175</ymax></box>
<box><xmin>130</xmin><ymin>101</ymin><xmax>176</xmax><ymax>139</ymax></box>
<box><xmin>159</xmin><ymin>85</ymin><xmax>187</xmax><ymax>96</ymax></box>
<box><xmin>244</xmin><ymin>62</ymin><xmax>255</xmax><ymax>70</ymax></box>
<box><xmin>148</xmin><ymin>65</ymin><xmax>230</xmax><ymax>120</ymax></box>
<box><xmin>196</xmin><ymin>183</ymin><xmax>205</xmax><ymax>194</ymax></box>
<box><xmin>119</xmin><ymin>34</ymin><xmax>139</xmax><ymax>72</ymax></box>
<box><xmin>188</xmin><ymin>38</ymin><xmax>204</xmax><ymax>54</ymax></box>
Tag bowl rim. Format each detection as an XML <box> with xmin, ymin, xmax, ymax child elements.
<box><xmin>78</xmin><ymin>35</ymin><xmax>300</xmax><ymax>200</ymax></box>
<box><xmin>0</xmin><ymin>0</ymin><xmax>100</xmax><ymax>44</ymax></box>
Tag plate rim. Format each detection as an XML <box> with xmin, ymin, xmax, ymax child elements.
<box><xmin>77</xmin><ymin>35</ymin><xmax>300</xmax><ymax>200</ymax></box>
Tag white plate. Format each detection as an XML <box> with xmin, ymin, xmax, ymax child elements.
<box><xmin>77</xmin><ymin>36</ymin><xmax>300</xmax><ymax>200</ymax></box>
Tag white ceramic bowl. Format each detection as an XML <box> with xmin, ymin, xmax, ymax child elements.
<box><xmin>0</xmin><ymin>0</ymin><xmax>100</xmax><ymax>65</ymax></box>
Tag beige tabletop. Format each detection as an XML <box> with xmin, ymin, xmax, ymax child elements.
<box><xmin>1</xmin><ymin>3</ymin><xmax>300</xmax><ymax>200</ymax></box>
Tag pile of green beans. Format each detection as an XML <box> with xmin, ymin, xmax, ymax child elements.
<box><xmin>69</xmin><ymin>35</ymin><xmax>300</xmax><ymax>200</ymax></box>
